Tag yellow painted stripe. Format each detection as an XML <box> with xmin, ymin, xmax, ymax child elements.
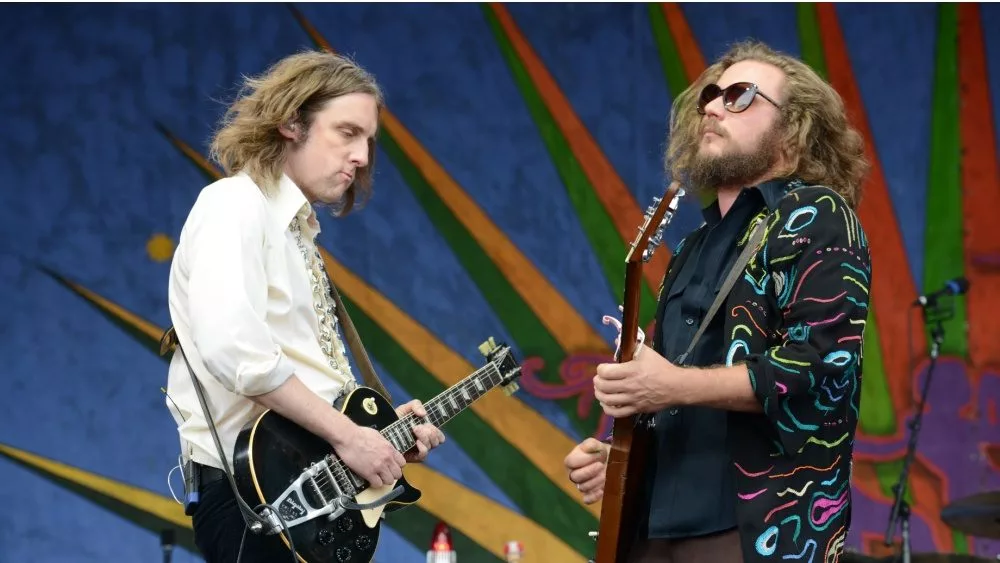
<box><xmin>379</xmin><ymin>110</ymin><xmax>610</xmax><ymax>354</ymax></box>
<box><xmin>0</xmin><ymin>443</ymin><xmax>579</xmax><ymax>558</ymax></box>
<box><xmin>287</xmin><ymin>5</ymin><xmax>609</xmax><ymax>355</ymax></box>
<box><xmin>53</xmin><ymin>250</ymin><xmax>592</xmax><ymax>517</ymax></box>
<box><xmin>407</xmin><ymin>463</ymin><xmax>586</xmax><ymax>562</ymax></box>
<box><xmin>0</xmin><ymin>443</ymin><xmax>192</xmax><ymax>527</ymax></box>
<box><xmin>323</xmin><ymin>249</ymin><xmax>601</xmax><ymax>518</ymax></box>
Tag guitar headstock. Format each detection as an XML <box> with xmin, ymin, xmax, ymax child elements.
<box><xmin>627</xmin><ymin>182</ymin><xmax>685</xmax><ymax>264</ymax></box>
<box><xmin>478</xmin><ymin>337</ymin><xmax>521</xmax><ymax>396</ymax></box>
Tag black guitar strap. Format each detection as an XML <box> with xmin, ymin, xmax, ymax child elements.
<box><xmin>326</xmin><ymin>275</ymin><xmax>392</xmax><ymax>404</ymax></box>
<box><xmin>159</xmin><ymin>327</ymin><xmax>273</xmax><ymax>533</ymax></box>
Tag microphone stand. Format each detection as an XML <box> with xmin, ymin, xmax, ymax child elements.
<box><xmin>883</xmin><ymin>300</ymin><xmax>951</xmax><ymax>563</ymax></box>
<box><xmin>160</xmin><ymin>529</ymin><xmax>175</xmax><ymax>563</ymax></box>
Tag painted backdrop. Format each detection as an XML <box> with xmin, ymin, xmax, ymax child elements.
<box><xmin>2</xmin><ymin>2</ymin><xmax>1000</xmax><ymax>561</ymax></box>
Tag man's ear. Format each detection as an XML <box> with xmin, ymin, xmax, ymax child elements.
<box><xmin>278</xmin><ymin>121</ymin><xmax>301</xmax><ymax>141</ymax></box>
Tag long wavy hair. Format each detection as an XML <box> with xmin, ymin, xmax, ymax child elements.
<box><xmin>665</xmin><ymin>41</ymin><xmax>868</xmax><ymax>208</ymax></box>
<box><xmin>210</xmin><ymin>50</ymin><xmax>384</xmax><ymax>214</ymax></box>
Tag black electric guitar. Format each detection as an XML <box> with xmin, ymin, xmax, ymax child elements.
<box><xmin>232</xmin><ymin>337</ymin><xmax>521</xmax><ymax>563</ymax></box>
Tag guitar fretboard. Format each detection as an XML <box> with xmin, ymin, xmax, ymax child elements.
<box><xmin>381</xmin><ymin>362</ymin><xmax>503</xmax><ymax>454</ymax></box>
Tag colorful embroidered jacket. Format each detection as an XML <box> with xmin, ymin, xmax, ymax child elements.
<box><xmin>657</xmin><ymin>179</ymin><xmax>871</xmax><ymax>561</ymax></box>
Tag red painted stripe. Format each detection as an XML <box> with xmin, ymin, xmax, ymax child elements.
<box><xmin>959</xmin><ymin>3</ymin><xmax>1000</xmax><ymax>417</ymax></box>
<box><xmin>816</xmin><ymin>4</ymin><xmax>925</xmax><ymax>418</ymax></box>
<box><xmin>488</xmin><ymin>3</ymin><xmax>671</xmax><ymax>286</ymax></box>
<box><xmin>661</xmin><ymin>3</ymin><xmax>707</xmax><ymax>83</ymax></box>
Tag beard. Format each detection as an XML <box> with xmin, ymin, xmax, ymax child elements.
<box><xmin>687</xmin><ymin>122</ymin><xmax>784</xmax><ymax>194</ymax></box>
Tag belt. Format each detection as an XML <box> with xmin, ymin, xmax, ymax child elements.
<box><xmin>194</xmin><ymin>462</ymin><xmax>228</xmax><ymax>487</ymax></box>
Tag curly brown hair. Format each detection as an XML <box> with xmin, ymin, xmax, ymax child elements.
<box><xmin>665</xmin><ymin>41</ymin><xmax>868</xmax><ymax>208</ymax></box>
<box><xmin>210</xmin><ymin>50</ymin><xmax>384</xmax><ymax>214</ymax></box>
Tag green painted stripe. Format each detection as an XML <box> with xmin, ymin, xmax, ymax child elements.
<box><xmin>0</xmin><ymin>452</ymin><xmax>199</xmax><ymax>554</ymax></box>
<box><xmin>4</xmin><ymin>445</ymin><xmax>495</xmax><ymax>562</ymax></box>
<box><xmin>647</xmin><ymin>3</ymin><xmax>691</xmax><ymax>99</ymax></box>
<box><xmin>859</xmin><ymin>306</ymin><xmax>897</xmax><ymax>435</ymax></box>
<box><xmin>378</xmin><ymin>130</ymin><xmax>603</xmax><ymax>437</ymax></box>
<box><xmin>796</xmin><ymin>3</ymin><xmax>828</xmax><ymax>80</ymax></box>
<box><xmin>482</xmin><ymin>6</ymin><xmax>658</xmax><ymax>327</ymax></box>
<box><xmin>924</xmin><ymin>3</ymin><xmax>967</xmax><ymax>357</ymax></box>
<box><xmin>343</xmin><ymin>292</ymin><xmax>597</xmax><ymax>555</ymax></box>
<box><xmin>797</xmin><ymin>2</ymin><xmax>896</xmax><ymax>437</ymax></box>
<box><xmin>44</xmin><ymin>273</ymin><xmax>515</xmax><ymax>559</ymax></box>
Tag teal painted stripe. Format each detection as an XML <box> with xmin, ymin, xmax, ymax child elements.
<box><xmin>924</xmin><ymin>3</ymin><xmax>967</xmax><ymax>357</ymax></box>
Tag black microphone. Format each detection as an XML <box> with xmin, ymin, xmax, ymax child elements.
<box><xmin>914</xmin><ymin>276</ymin><xmax>969</xmax><ymax>306</ymax></box>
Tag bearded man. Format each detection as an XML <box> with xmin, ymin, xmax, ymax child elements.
<box><xmin>564</xmin><ymin>40</ymin><xmax>871</xmax><ymax>562</ymax></box>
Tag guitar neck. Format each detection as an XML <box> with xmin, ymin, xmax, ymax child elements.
<box><xmin>380</xmin><ymin>363</ymin><xmax>503</xmax><ymax>453</ymax></box>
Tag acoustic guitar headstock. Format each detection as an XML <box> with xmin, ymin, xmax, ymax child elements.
<box><xmin>626</xmin><ymin>182</ymin><xmax>685</xmax><ymax>265</ymax></box>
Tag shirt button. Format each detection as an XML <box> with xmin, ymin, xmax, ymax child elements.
<box><xmin>685</xmin><ymin>317</ymin><xmax>695</xmax><ymax>326</ymax></box>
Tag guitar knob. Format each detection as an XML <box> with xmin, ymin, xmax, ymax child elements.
<box><xmin>336</xmin><ymin>547</ymin><xmax>352</xmax><ymax>562</ymax></box>
<box><xmin>318</xmin><ymin>528</ymin><xmax>335</xmax><ymax>546</ymax></box>
<box><xmin>335</xmin><ymin>517</ymin><xmax>354</xmax><ymax>532</ymax></box>
<box><xmin>355</xmin><ymin>535</ymin><xmax>373</xmax><ymax>550</ymax></box>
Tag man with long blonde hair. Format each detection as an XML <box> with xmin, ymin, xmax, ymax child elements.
<box><xmin>565</xmin><ymin>41</ymin><xmax>870</xmax><ymax>561</ymax></box>
<box><xmin>164</xmin><ymin>51</ymin><xmax>445</xmax><ymax>563</ymax></box>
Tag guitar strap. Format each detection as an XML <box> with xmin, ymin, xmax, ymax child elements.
<box><xmin>674</xmin><ymin>213</ymin><xmax>768</xmax><ymax>366</ymax></box>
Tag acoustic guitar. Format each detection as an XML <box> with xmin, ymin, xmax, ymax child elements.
<box><xmin>592</xmin><ymin>182</ymin><xmax>685</xmax><ymax>562</ymax></box>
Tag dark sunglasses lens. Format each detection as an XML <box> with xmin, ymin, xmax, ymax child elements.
<box><xmin>723</xmin><ymin>83</ymin><xmax>755</xmax><ymax>112</ymax></box>
<box><xmin>697</xmin><ymin>84</ymin><xmax>722</xmax><ymax>114</ymax></box>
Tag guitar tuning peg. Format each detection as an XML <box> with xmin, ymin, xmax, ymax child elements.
<box><xmin>478</xmin><ymin>337</ymin><xmax>498</xmax><ymax>357</ymax></box>
<box><xmin>502</xmin><ymin>382</ymin><xmax>519</xmax><ymax>396</ymax></box>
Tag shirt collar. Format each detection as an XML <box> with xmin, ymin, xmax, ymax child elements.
<box><xmin>271</xmin><ymin>173</ymin><xmax>313</xmax><ymax>231</ymax></box>
<box><xmin>699</xmin><ymin>176</ymin><xmax>799</xmax><ymax>224</ymax></box>
<box><xmin>757</xmin><ymin>176</ymin><xmax>798</xmax><ymax>210</ymax></box>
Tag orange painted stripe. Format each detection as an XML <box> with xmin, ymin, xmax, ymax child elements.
<box><xmin>958</xmin><ymin>4</ymin><xmax>1000</xmax><ymax>403</ymax></box>
<box><xmin>661</xmin><ymin>3</ymin><xmax>707</xmax><ymax>83</ymax></box>
<box><xmin>321</xmin><ymin>249</ymin><xmax>602</xmax><ymax>518</ymax></box>
<box><xmin>487</xmin><ymin>3</ymin><xmax>671</xmax><ymax>287</ymax></box>
<box><xmin>816</xmin><ymin>4</ymin><xmax>924</xmax><ymax>417</ymax></box>
<box><xmin>290</xmin><ymin>6</ymin><xmax>610</xmax><ymax>356</ymax></box>
<box><xmin>155</xmin><ymin>123</ymin><xmax>219</xmax><ymax>179</ymax></box>
<box><xmin>152</xmin><ymin>128</ymin><xmax>597</xmax><ymax>511</ymax></box>
<box><xmin>62</xmin><ymin>278</ymin><xmax>164</xmax><ymax>342</ymax></box>
<box><xmin>378</xmin><ymin>112</ymin><xmax>611</xmax><ymax>354</ymax></box>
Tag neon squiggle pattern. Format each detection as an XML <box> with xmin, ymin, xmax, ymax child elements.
<box><xmin>711</xmin><ymin>181</ymin><xmax>870</xmax><ymax>561</ymax></box>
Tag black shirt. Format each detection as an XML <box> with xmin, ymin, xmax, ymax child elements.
<box><xmin>642</xmin><ymin>183</ymin><xmax>785</xmax><ymax>539</ymax></box>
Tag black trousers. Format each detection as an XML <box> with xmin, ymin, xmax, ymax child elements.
<box><xmin>191</xmin><ymin>470</ymin><xmax>290</xmax><ymax>563</ymax></box>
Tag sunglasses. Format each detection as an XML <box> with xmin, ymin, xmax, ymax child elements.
<box><xmin>696</xmin><ymin>82</ymin><xmax>782</xmax><ymax>115</ymax></box>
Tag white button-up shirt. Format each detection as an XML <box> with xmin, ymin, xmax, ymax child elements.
<box><xmin>165</xmin><ymin>171</ymin><xmax>353</xmax><ymax>469</ymax></box>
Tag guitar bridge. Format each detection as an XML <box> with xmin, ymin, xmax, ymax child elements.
<box><xmin>265</xmin><ymin>457</ymin><xmax>356</xmax><ymax>533</ymax></box>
